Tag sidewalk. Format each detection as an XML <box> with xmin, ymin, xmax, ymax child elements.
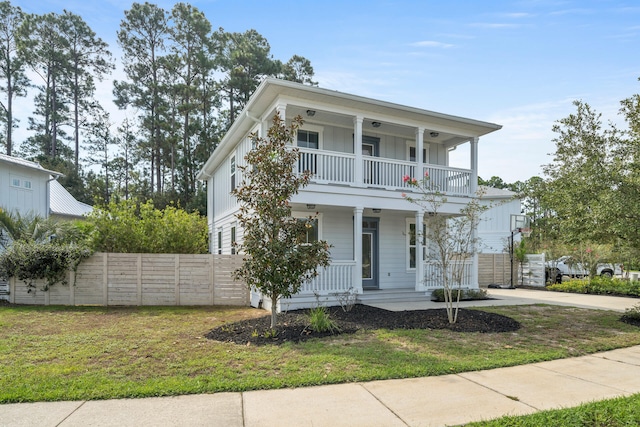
<box><xmin>3</xmin><ymin>290</ymin><xmax>640</xmax><ymax>427</ymax></box>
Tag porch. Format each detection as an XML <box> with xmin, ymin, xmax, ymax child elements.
<box><xmin>297</xmin><ymin>147</ymin><xmax>473</xmax><ymax>197</ymax></box>
<box><xmin>281</xmin><ymin>259</ymin><xmax>475</xmax><ymax>309</ymax></box>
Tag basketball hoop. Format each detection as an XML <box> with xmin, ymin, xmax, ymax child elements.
<box><xmin>518</xmin><ymin>227</ymin><xmax>532</xmax><ymax>238</ymax></box>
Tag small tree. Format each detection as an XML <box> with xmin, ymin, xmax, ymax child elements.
<box><xmin>403</xmin><ymin>174</ymin><xmax>488</xmax><ymax>323</ymax></box>
<box><xmin>233</xmin><ymin>114</ymin><xmax>330</xmax><ymax>329</ymax></box>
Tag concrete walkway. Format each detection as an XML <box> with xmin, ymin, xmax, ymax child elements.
<box><xmin>3</xmin><ymin>290</ymin><xmax>640</xmax><ymax>427</ymax></box>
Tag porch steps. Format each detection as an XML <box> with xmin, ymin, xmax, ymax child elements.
<box><xmin>356</xmin><ymin>288</ymin><xmax>433</xmax><ymax>305</ymax></box>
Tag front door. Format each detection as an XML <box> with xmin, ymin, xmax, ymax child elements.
<box><xmin>362</xmin><ymin>218</ymin><xmax>379</xmax><ymax>290</ymax></box>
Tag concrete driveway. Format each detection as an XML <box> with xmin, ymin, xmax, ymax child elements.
<box><xmin>370</xmin><ymin>287</ymin><xmax>640</xmax><ymax>312</ymax></box>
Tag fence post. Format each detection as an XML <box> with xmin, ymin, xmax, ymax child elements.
<box><xmin>137</xmin><ymin>254</ymin><xmax>142</xmax><ymax>305</ymax></box>
<box><xmin>9</xmin><ymin>277</ymin><xmax>15</xmax><ymax>304</ymax></box>
<box><xmin>174</xmin><ymin>254</ymin><xmax>180</xmax><ymax>306</ymax></box>
<box><xmin>211</xmin><ymin>255</ymin><xmax>216</xmax><ymax>305</ymax></box>
<box><xmin>69</xmin><ymin>269</ymin><xmax>75</xmax><ymax>306</ymax></box>
<box><xmin>103</xmin><ymin>252</ymin><xmax>108</xmax><ymax>306</ymax></box>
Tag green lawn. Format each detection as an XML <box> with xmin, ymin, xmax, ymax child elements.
<box><xmin>468</xmin><ymin>393</ymin><xmax>640</xmax><ymax>426</ymax></box>
<box><xmin>1</xmin><ymin>303</ymin><xmax>639</xmax><ymax>403</ymax></box>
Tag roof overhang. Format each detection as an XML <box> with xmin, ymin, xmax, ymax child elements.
<box><xmin>197</xmin><ymin>78</ymin><xmax>502</xmax><ymax>180</ymax></box>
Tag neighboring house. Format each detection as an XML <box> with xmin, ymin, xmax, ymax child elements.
<box><xmin>0</xmin><ymin>153</ymin><xmax>60</xmax><ymax>219</ymax></box>
<box><xmin>0</xmin><ymin>153</ymin><xmax>91</xmax><ymax>221</ymax></box>
<box><xmin>478</xmin><ymin>186</ymin><xmax>522</xmax><ymax>254</ymax></box>
<box><xmin>198</xmin><ymin>78</ymin><xmax>502</xmax><ymax>310</ymax></box>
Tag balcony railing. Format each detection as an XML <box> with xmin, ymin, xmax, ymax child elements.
<box><xmin>423</xmin><ymin>259</ymin><xmax>473</xmax><ymax>290</ymax></box>
<box><xmin>298</xmin><ymin>149</ymin><xmax>354</xmax><ymax>185</ymax></box>
<box><xmin>297</xmin><ymin>148</ymin><xmax>472</xmax><ymax>196</ymax></box>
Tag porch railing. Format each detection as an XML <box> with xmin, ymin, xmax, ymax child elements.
<box><xmin>423</xmin><ymin>259</ymin><xmax>473</xmax><ymax>290</ymax></box>
<box><xmin>363</xmin><ymin>157</ymin><xmax>415</xmax><ymax>189</ymax></box>
<box><xmin>300</xmin><ymin>260</ymin><xmax>356</xmax><ymax>294</ymax></box>
<box><xmin>298</xmin><ymin>148</ymin><xmax>355</xmax><ymax>185</ymax></box>
<box><xmin>423</xmin><ymin>165</ymin><xmax>471</xmax><ymax>196</ymax></box>
<box><xmin>295</xmin><ymin>148</ymin><xmax>473</xmax><ymax>197</ymax></box>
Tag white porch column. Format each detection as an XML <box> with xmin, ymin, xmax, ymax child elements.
<box><xmin>469</xmin><ymin>137</ymin><xmax>479</xmax><ymax>288</ymax></box>
<box><xmin>470</xmin><ymin>137</ymin><xmax>479</xmax><ymax>194</ymax></box>
<box><xmin>416</xmin><ymin>127</ymin><xmax>425</xmax><ymax>180</ymax></box>
<box><xmin>415</xmin><ymin>209</ymin><xmax>425</xmax><ymax>291</ymax></box>
<box><xmin>276</xmin><ymin>103</ymin><xmax>287</xmax><ymax>121</ymax></box>
<box><xmin>354</xmin><ymin>116</ymin><xmax>364</xmax><ymax>187</ymax></box>
<box><xmin>353</xmin><ymin>206</ymin><xmax>364</xmax><ymax>293</ymax></box>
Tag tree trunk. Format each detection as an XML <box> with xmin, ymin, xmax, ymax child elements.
<box><xmin>270</xmin><ymin>294</ymin><xmax>278</xmax><ymax>329</ymax></box>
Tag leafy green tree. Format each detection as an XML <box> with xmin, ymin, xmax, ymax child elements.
<box><xmin>0</xmin><ymin>1</ymin><xmax>29</xmax><ymax>156</ymax></box>
<box><xmin>61</xmin><ymin>10</ymin><xmax>113</xmax><ymax>171</ymax></box>
<box><xmin>232</xmin><ymin>114</ymin><xmax>331</xmax><ymax>329</ymax></box>
<box><xmin>279</xmin><ymin>54</ymin><xmax>317</xmax><ymax>86</ymax></box>
<box><xmin>404</xmin><ymin>176</ymin><xmax>488</xmax><ymax>324</ymax></box>
<box><xmin>168</xmin><ymin>3</ymin><xmax>214</xmax><ymax>205</ymax></box>
<box><xmin>114</xmin><ymin>2</ymin><xmax>169</xmax><ymax>194</ymax></box>
<box><xmin>19</xmin><ymin>12</ymin><xmax>75</xmax><ymax>160</ymax></box>
<box><xmin>214</xmin><ymin>28</ymin><xmax>280</xmax><ymax>125</ymax></box>
<box><xmin>543</xmin><ymin>100</ymin><xmax>621</xmax><ymax>248</ymax></box>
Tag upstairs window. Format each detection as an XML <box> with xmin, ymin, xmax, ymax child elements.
<box><xmin>230</xmin><ymin>155</ymin><xmax>236</xmax><ymax>191</ymax></box>
<box><xmin>217</xmin><ymin>229</ymin><xmax>222</xmax><ymax>255</ymax></box>
<box><xmin>409</xmin><ymin>146</ymin><xmax>428</xmax><ymax>163</ymax></box>
<box><xmin>297</xmin><ymin>130</ymin><xmax>319</xmax><ymax>149</ymax></box>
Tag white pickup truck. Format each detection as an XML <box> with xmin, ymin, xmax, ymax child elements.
<box><xmin>545</xmin><ymin>256</ymin><xmax>623</xmax><ymax>283</ymax></box>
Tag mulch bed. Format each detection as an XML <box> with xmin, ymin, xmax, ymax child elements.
<box><xmin>205</xmin><ymin>304</ymin><xmax>522</xmax><ymax>346</ymax></box>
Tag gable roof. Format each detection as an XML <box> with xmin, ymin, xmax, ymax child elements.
<box><xmin>49</xmin><ymin>180</ymin><xmax>93</xmax><ymax>219</ymax></box>
<box><xmin>0</xmin><ymin>153</ymin><xmax>62</xmax><ymax>177</ymax></box>
<box><xmin>198</xmin><ymin>78</ymin><xmax>502</xmax><ymax>179</ymax></box>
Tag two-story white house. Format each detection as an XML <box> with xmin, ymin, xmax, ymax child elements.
<box><xmin>198</xmin><ymin>78</ymin><xmax>502</xmax><ymax>310</ymax></box>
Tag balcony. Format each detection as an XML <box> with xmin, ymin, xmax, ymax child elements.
<box><xmin>297</xmin><ymin>148</ymin><xmax>473</xmax><ymax>197</ymax></box>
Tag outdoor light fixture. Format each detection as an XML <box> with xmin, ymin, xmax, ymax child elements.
<box><xmin>372</xmin><ymin>208</ymin><xmax>381</xmax><ymax>213</ymax></box>
<box><xmin>372</xmin><ymin>121</ymin><xmax>381</xmax><ymax>128</ymax></box>
<box><xmin>306</xmin><ymin>204</ymin><xmax>316</xmax><ymax>210</ymax></box>
<box><xmin>306</xmin><ymin>109</ymin><xmax>316</xmax><ymax>117</ymax></box>
<box><xmin>430</xmin><ymin>131</ymin><xmax>439</xmax><ymax>138</ymax></box>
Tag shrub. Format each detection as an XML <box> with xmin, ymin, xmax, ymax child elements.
<box><xmin>87</xmin><ymin>199</ymin><xmax>208</xmax><ymax>253</ymax></box>
<box><xmin>307</xmin><ymin>306</ymin><xmax>340</xmax><ymax>333</ymax></box>
<box><xmin>0</xmin><ymin>241</ymin><xmax>92</xmax><ymax>291</ymax></box>
<box><xmin>548</xmin><ymin>277</ymin><xmax>640</xmax><ymax>297</ymax></box>
<box><xmin>431</xmin><ymin>288</ymin><xmax>488</xmax><ymax>302</ymax></box>
<box><xmin>621</xmin><ymin>304</ymin><xmax>640</xmax><ymax>324</ymax></box>
<box><xmin>548</xmin><ymin>279</ymin><xmax>588</xmax><ymax>293</ymax></box>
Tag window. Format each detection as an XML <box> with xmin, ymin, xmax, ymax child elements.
<box><xmin>293</xmin><ymin>212</ymin><xmax>322</xmax><ymax>244</ymax></box>
<box><xmin>217</xmin><ymin>229</ymin><xmax>222</xmax><ymax>255</ymax></box>
<box><xmin>297</xmin><ymin>130</ymin><xmax>319</xmax><ymax>149</ymax></box>
<box><xmin>230</xmin><ymin>225</ymin><xmax>236</xmax><ymax>255</ymax></box>
<box><xmin>230</xmin><ymin>155</ymin><xmax>236</xmax><ymax>191</ymax></box>
<box><xmin>11</xmin><ymin>178</ymin><xmax>20</xmax><ymax>187</ymax></box>
<box><xmin>297</xmin><ymin>218</ymin><xmax>319</xmax><ymax>244</ymax></box>
<box><xmin>23</xmin><ymin>180</ymin><xmax>32</xmax><ymax>189</ymax></box>
<box><xmin>407</xmin><ymin>221</ymin><xmax>426</xmax><ymax>270</ymax></box>
<box><xmin>408</xmin><ymin>146</ymin><xmax>428</xmax><ymax>163</ymax></box>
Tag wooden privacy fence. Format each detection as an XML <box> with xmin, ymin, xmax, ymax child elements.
<box><xmin>7</xmin><ymin>253</ymin><xmax>249</xmax><ymax>307</ymax></box>
<box><xmin>478</xmin><ymin>253</ymin><xmax>513</xmax><ymax>287</ymax></box>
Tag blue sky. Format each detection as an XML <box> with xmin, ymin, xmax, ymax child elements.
<box><xmin>10</xmin><ymin>0</ymin><xmax>640</xmax><ymax>182</ymax></box>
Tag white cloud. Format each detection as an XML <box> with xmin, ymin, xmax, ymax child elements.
<box><xmin>410</xmin><ymin>40</ymin><xmax>455</xmax><ymax>49</ymax></box>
